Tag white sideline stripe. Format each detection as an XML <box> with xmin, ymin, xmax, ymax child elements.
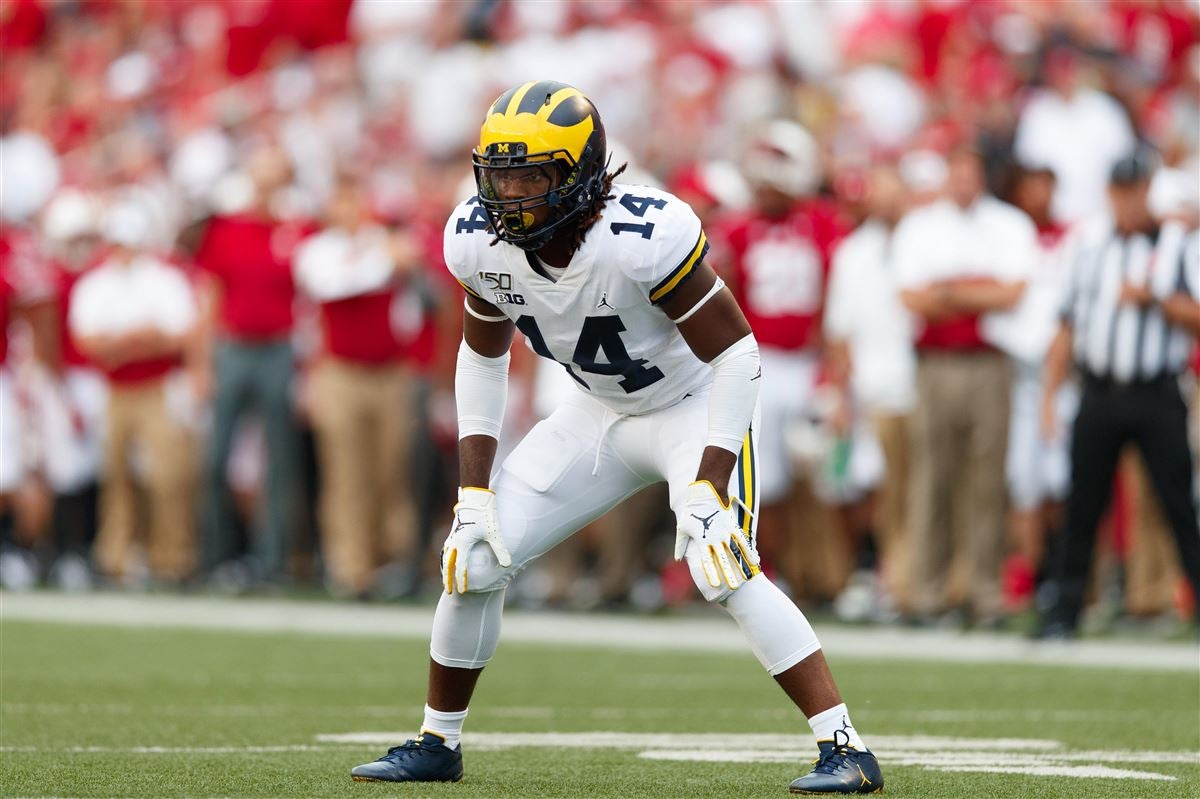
<box><xmin>3</xmin><ymin>591</ymin><xmax>1197</xmax><ymax>672</ymax></box>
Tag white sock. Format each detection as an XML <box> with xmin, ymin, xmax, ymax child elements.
<box><xmin>808</xmin><ymin>703</ymin><xmax>866</xmax><ymax>751</ymax></box>
<box><xmin>421</xmin><ymin>704</ymin><xmax>468</xmax><ymax>750</ymax></box>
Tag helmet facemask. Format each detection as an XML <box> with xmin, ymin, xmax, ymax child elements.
<box><xmin>472</xmin><ymin>138</ymin><xmax>604</xmax><ymax>251</ymax></box>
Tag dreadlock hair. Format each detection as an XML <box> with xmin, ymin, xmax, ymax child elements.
<box><xmin>568</xmin><ymin>161</ymin><xmax>627</xmax><ymax>252</ymax></box>
<box><xmin>487</xmin><ymin>162</ymin><xmax>628</xmax><ymax>252</ymax></box>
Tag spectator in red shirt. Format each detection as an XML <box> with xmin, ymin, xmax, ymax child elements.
<box><xmin>194</xmin><ymin>143</ymin><xmax>305</xmax><ymax>586</ymax></box>
<box><xmin>293</xmin><ymin>175</ymin><xmax>422</xmax><ymax>598</ymax></box>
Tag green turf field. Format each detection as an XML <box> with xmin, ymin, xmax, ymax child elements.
<box><xmin>2</xmin><ymin>612</ymin><xmax>1197</xmax><ymax>798</ymax></box>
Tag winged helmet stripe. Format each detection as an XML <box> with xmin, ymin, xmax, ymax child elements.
<box><xmin>503</xmin><ymin>81</ymin><xmax>539</xmax><ymax>116</ymax></box>
<box><xmin>515</xmin><ymin>80</ymin><xmax>570</xmax><ymax>116</ymax></box>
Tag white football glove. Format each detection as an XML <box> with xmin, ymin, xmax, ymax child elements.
<box><xmin>441</xmin><ymin>487</ymin><xmax>512</xmax><ymax>594</ymax></box>
<box><xmin>674</xmin><ymin>480</ymin><xmax>760</xmax><ymax>591</ymax></box>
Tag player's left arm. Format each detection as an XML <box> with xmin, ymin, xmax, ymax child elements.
<box><xmin>661</xmin><ymin>260</ymin><xmax>761</xmax><ymax>590</ymax></box>
<box><xmin>660</xmin><ymin>261</ymin><xmax>756</xmax><ymax>502</ymax></box>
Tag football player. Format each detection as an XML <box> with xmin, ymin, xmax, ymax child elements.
<box><xmin>350</xmin><ymin>81</ymin><xmax>883</xmax><ymax>795</ymax></box>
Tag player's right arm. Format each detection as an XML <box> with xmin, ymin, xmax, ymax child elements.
<box><xmin>457</xmin><ymin>293</ymin><xmax>515</xmax><ymax>488</ymax></box>
<box><xmin>441</xmin><ymin>199</ymin><xmax>516</xmax><ymax>593</ymax></box>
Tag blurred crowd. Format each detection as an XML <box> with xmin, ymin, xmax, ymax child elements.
<box><xmin>0</xmin><ymin>0</ymin><xmax>1197</xmax><ymax>631</ymax></box>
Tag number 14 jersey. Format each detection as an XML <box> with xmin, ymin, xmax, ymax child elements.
<box><xmin>444</xmin><ymin>183</ymin><xmax>714</xmax><ymax>416</ymax></box>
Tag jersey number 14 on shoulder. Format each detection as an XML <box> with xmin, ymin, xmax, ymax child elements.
<box><xmin>609</xmin><ymin>194</ymin><xmax>668</xmax><ymax>240</ymax></box>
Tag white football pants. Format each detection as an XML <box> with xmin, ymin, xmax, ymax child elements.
<box><xmin>430</xmin><ymin>389</ymin><xmax>821</xmax><ymax>674</ymax></box>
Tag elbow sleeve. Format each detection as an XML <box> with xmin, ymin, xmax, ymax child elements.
<box><xmin>706</xmin><ymin>333</ymin><xmax>760</xmax><ymax>454</ymax></box>
<box><xmin>455</xmin><ymin>341</ymin><xmax>510</xmax><ymax>440</ymax></box>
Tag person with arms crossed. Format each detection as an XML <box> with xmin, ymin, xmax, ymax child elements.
<box><xmin>893</xmin><ymin>146</ymin><xmax>1036</xmax><ymax>628</ymax></box>
<box><xmin>68</xmin><ymin>201</ymin><xmax>198</xmax><ymax>585</ymax></box>
<box><xmin>350</xmin><ymin>81</ymin><xmax>883</xmax><ymax>795</ymax></box>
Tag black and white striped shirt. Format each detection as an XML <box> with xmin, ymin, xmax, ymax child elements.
<box><xmin>1060</xmin><ymin>220</ymin><xmax>1199</xmax><ymax>382</ymax></box>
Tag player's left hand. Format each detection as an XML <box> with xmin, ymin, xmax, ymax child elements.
<box><xmin>674</xmin><ymin>480</ymin><xmax>759</xmax><ymax>591</ymax></box>
<box><xmin>441</xmin><ymin>487</ymin><xmax>512</xmax><ymax>594</ymax></box>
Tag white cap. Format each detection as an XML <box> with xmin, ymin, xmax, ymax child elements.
<box><xmin>42</xmin><ymin>188</ymin><xmax>99</xmax><ymax>241</ymax></box>
<box><xmin>743</xmin><ymin>120</ymin><xmax>821</xmax><ymax>197</ymax></box>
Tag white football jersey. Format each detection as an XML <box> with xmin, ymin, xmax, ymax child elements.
<box><xmin>444</xmin><ymin>184</ymin><xmax>713</xmax><ymax>416</ymax></box>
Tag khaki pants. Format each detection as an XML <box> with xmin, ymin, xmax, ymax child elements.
<box><xmin>873</xmin><ymin>412</ymin><xmax>911</xmax><ymax>610</ymax></box>
<box><xmin>783</xmin><ymin>476</ymin><xmax>851</xmax><ymax>601</ymax></box>
<box><xmin>908</xmin><ymin>352</ymin><xmax>1012</xmax><ymax>619</ymax></box>
<box><xmin>310</xmin><ymin>360</ymin><xmax>416</xmax><ymax>594</ymax></box>
<box><xmin>95</xmin><ymin>380</ymin><xmax>195</xmax><ymax>581</ymax></box>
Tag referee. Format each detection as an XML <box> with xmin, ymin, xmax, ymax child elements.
<box><xmin>1039</xmin><ymin>149</ymin><xmax>1200</xmax><ymax>637</ymax></box>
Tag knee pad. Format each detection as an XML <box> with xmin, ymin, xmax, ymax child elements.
<box><xmin>430</xmin><ymin>587</ymin><xmax>506</xmax><ymax>669</ymax></box>
<box><xmin>723</xmin><ymin>574</ymin><xmax>822</xmax><ymax>675</ymax></box>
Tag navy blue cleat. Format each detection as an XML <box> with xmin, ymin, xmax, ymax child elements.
<box><xmin>789</xmin><ymin>730</ymin><xmax>884</xmax><ymax>794</ymax></box>
<box><xmin>350</xmin><ymin>731</ymin><xmax>464</xmax><ymax>783</ymax></box>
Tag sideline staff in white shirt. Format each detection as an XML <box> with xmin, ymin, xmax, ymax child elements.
<box><xmin>892</xmin><ymin>147</ymin><xmax>1035</xmax><ymax>624</ymax></box>
<box><xmin>68</xmin><ymin>202</ymin><xmax>198</xmax><ymax>583</ymax></box>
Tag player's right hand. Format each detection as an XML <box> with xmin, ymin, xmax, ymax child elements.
<box><xmin>441</xmin><ymin>487</ymin><xmax>511</xmax><ymax>594</ymax></box>
<box><xmin>674</xmin><ymin>480</ymin><xmax>759</xmax><ymax>591</ymax></box>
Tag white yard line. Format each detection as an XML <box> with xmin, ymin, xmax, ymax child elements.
<box><xmin>2</xmin><ymin>591</ymin><xmax>1197</xmax><ymax>672</ymax></box>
